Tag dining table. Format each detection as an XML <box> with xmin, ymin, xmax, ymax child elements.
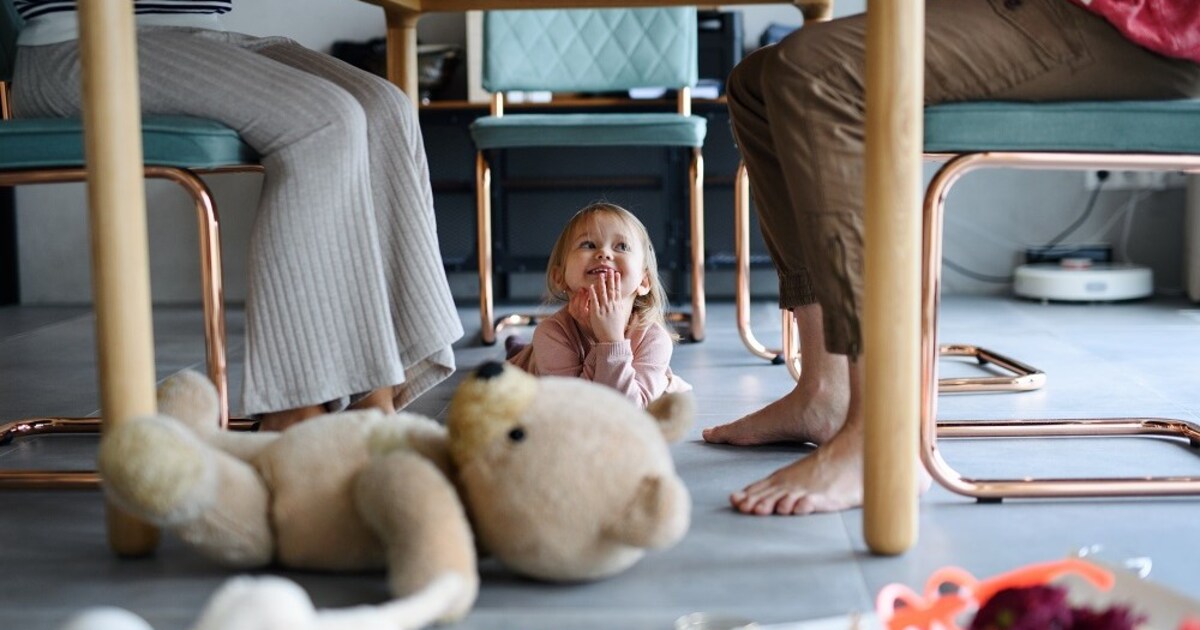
<box><xmin>82</xmin><ymin>0</ymin><xmax>924</xmax><ymax>557</ymax></box>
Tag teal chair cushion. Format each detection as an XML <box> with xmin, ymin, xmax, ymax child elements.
<box><xmin>0</xmin><ymin>115</ymin><xmax>258</xmax><ymax>169</ymax></box>
<box><xmin>924</xmin><ymin>100</ymin><xmax>1200</xmax><ymax>154</ymax></box>
<box><xmin>483</xmin><ymin>9</ymin><xmax>697</xmax><ymax>94</ymax></box>
<box><xmin>471</xmin><ymin>113</ymin><xmax>706</xmax><ymax>150</ymax></box>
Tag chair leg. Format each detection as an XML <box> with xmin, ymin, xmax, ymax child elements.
<box><xmin>737</xmin><ymin>156</ymin><xmax>1043</xmax><ymax>390</ymax></box>
<box><xmin>0</xmin><ymin>165</ymin><xmax>248</xmax><ymax>490</ymax></box>
<box><xmin>780</xmin><ymin>308</ymin><xmax>1043</xmax><ymax>393</ymax></box>
<box><xmin>921</xmin><ymin>152</ymin><xmax>1200</xmax><ymax>500</ymax></box>
<box><xmin>687</xmin><ymin>148</ymin><xmax>706</xmax><ymax>342</ymax></box>
<box><xmin>734</xmin><ymin>161</ymin><xmax>783</xmax><ymax>363</ymax></box>
<box><xmin>476</xmin><ymin>151</ymin><xmax>497</xmax><ymax>346</ymax></box>
<box><xmin>148</xmin><ymin>167</ymin><xmax>232</xmax><ymax>426</ymax></box>
<box><xmin>0</xmin><ymin>419</ymin><xmax>102</xmax><ymax>489</ymax></box>
<box><xmin>480</xmin><ymin>148</ymin><xmax>705</xmax><ymax>345</ymax></box>
<box><xmin>0</xmin><ymin>417</ymin><xmax>257</xmax><ymax>490</ymax></box>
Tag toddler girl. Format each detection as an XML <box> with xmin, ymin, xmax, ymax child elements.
<box><xmin>507</xmin><ymin>202</ymin><xmax>691</xmax><ymax>407</ymax></box>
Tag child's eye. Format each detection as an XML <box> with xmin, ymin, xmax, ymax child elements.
<box><xmin>579</xmin><ymin>240</ymin><xmax>595</xmax><ymax>249</ymax></box>
<box><xmin>616</xmin><ymin>242</ymin><xmax>630</xmax><ymax>252</ymax></box>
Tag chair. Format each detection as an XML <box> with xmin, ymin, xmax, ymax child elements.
<box><xmin>0</xmin><ymin>0</ymin><xmax>260</xmax><ymax>489</ymax></box>
<box><xmin>921</xmin><ymin>99</ymin><xmax>1200</xmax><ymax>500</ymax></box>
<box><xmin>733</xmin><ymin>159</ymin><xmax>1044</xmax><ymax>394</ymax></box>
<box><xmin>470</xmin><ymin>8</ymin><xmax>707</xmax><ymax>344</ymax></box>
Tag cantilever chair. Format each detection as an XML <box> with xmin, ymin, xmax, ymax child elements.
<box><xmin>0</xmin><ymin>0</ymin><xmax>260</xmax><ymax>489</ymax></box>
<box><xmin>733</xmin><ymin>158</ymin><xmax>1044</xmax><ymax>395</ymax></box>
<box><xmin>919</xmin><ymin>99</ymin><xmax>1200</xmax><ymax>500</ymax></box>
<box><xmin>470</xmin><ymin>8</ymin><xmax>707</xmax><ymax>344</ymax></box>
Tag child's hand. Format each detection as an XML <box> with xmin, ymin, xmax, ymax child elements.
<box><xmin>568</xmin><ymin>286</ymin><xmax>594</xmax><ymax>339</ymax></box>
<box><xmin>588</xmin><ymin>270</ymin><xmax>633</xmax><ymax>343</ymax></box>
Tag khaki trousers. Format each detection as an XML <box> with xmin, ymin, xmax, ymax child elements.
<box><xmin>727</xmin><ymin>0</ymin><xmax>1200</xmax><ymax>355</ymax></box>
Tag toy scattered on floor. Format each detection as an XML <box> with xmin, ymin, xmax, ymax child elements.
<box><xmin>97</xmin><ymin>361</ymin><xmax>693</xmax><ymax>623</ymax></box>
<box><xmin>61</xmin><ymin>573</ymin><xmax>462</xmax><ymax>630</ymax></box>
<box><xmin>877</xmin><ymin>558</ymin><xmax>1200</xmax><ymax>630</ymax></box>
<box><xmin>877</xmin><ymin>558</ymin><xmax>1116</xmax><ymax>630</ymax></box>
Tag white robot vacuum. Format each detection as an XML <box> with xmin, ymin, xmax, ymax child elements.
<box><xmin>1012</xmin><ymin>260</ymin><xmax>1153</xmax><ymax>302</ymax></box>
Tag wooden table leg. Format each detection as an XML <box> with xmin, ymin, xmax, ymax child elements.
<box><xmin>795</xmin><ymin>0</ymin><xmax>833</xmax><ymax>21</ymax></box>
<box><xmin>863</xmin><ymin>0</ymin><xmax>923</xmax><ymax>556</ymax></box>
<box><xmin>384</xmin><ymin>6</ymin><xmax>421</xmax><ymax>100</ymax></box>
<box><xmin>78</xmin><ymin>1</ymin><xmax>160</xmax><ymax>557</ymax></box>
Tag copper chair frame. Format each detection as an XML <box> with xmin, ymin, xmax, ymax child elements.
<box><xmin>0</xmin><ymin>81</ymin><xmax>262</xmax><ymax>489</ymax></box>
<box><xmin>922</xmin><ymin>151</ymin><xmax>1200</xmax><ymax>500</ymax></box>
<box><xmin>477</xmin><ymin>88</ymin><xmax>706</xmax><ymax>345</ymax></box>
<box><xmin>732</xmin><ymin>159</ymin><xmax>1045</xmax><ymax>394</ymax></box>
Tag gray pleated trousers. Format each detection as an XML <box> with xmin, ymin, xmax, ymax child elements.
<box><xmin>12</xmin><ymin>27</ymin><xmax>464</xmax><ymax>415</ymax></box>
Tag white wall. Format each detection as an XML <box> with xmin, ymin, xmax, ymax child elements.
<box><xmin>13</xmin><ymin>1</ymin><xmax>1190</xmax><ymax>304</ymax></box>
<box><xmin>222</xmin><ymin>0</ymin><xmax>386</xmax><ymax>51</ymax></box>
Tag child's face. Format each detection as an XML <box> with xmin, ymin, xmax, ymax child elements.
<box><xmin>556</xmin><ymin>212</ymin><xmax>652</xmax><ymax>299</ymax></box>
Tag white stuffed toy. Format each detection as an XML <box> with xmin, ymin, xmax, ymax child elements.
<box><xmin>60</xmin><ymin>573</ymin><xmax>462</xmax><ymax>630</ymax></box>
<box><xmin>95</xmin><ymin>361</ymin><xmax>693</xmax><ymax>624</ymax></box>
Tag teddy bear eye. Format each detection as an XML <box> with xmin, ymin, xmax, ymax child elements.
<box><xmin>507</xmin><ymin>426</ymin><xmax>526</xmax><ymax>443</ymax></box>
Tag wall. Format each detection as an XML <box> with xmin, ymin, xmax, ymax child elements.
<box><xmin>13</xmin><ymin>1</ymin><xmax>1190</xmax><ymax>304</ymax></box>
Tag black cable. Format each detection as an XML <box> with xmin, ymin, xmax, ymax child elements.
<box><xmin>942</xmin><ymin>258</ymin><xmax>1013</xmax><ymax>283</ymax></box>
<box><xmin>941</xmin><ymin>170</ymin><xmax>1111</xmax><ymax>284</ymax></box>
<box><xmin>1042</xmin><ymin>170</ymin><xmax>1107</xmax><ymax>249</ymax></box>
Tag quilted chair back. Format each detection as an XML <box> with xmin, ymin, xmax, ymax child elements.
<box><xmin>1</xmin><ymin>0</ymin><xmax>21</xmax><ymax>83</ymax></box>
<box><xmin>483</xmin><ymin>8</ymin><xmax>697</xmax><ymax>94</ymax></box>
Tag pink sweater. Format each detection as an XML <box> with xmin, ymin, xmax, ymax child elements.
<box><xmin>507</xmin><ymin>307</ymin><xmax>692</xmax><ymax>408</ymax></box>
<box><xmin>1069</xmin><ymin>0</ymin><xmax>1200</xmax><ymax>63</ymax></box>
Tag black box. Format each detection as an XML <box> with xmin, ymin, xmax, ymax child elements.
<box><xmin>1024</xmin><ymin>244</ymin><xmax>1112</xmax><ymax>265</ymax></box>
<box><xmin>697</xmin><ymin>10</ymin><xmax>743</xmax><ymax>95</ymax></box>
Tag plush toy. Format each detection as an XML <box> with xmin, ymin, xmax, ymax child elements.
<box><xmin>97</xmin><ymin>361</ymin><xmax>693</xmax><ymax>625</ymax></box>
<box><xmin>62</xmin><ymin>574</ymin><xmax>462</xmax><ymax>630</ymax></box>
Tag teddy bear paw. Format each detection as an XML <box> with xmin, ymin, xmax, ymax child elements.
<box><xmin>98</xmin><ymin>415</ymin><xmax>217</xmax><ymax>525</ymax></box>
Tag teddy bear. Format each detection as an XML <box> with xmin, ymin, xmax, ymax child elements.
<box><xmin>96</xmin><ymin>360</ymin><xmax>693</xmax><ymax>625</ymax></box>
<box><xmin>62</xmin><ymin>574</ymin><xmax>464</xmax><ymax>630</ymax></box>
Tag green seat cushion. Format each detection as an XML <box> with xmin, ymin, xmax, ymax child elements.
<box><xmin>924</xmin><ymin>100</ymin><xmax>1200</xmax><ymax>154</ymax></box>
<box><xmin>471</xmin><ymin>113</ymin><xmax>706</xmax><ymax>149</ymax></box>
<box><xmin>0</xmin><ymin>115</ymin><xmax>258</xmax><ymax>169</ymax></box>
<box><xmin>483</xmin><ymin>9</ymin><xmax>698</xmax><ymax>94</ymax></box>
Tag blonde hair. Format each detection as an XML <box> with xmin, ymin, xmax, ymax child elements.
<box><xmin>545</xmin><ymin>202</ymin><xmax>671</xmax><ymax>334</ymax></box>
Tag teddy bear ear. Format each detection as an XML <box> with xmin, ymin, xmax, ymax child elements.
<box><xmin>605</xmin><ymin>475</ymin><xmax>691</xmax><ymax>550</ymax></box>
<box><xmin>645</xmin><ymin>392</ymin><xmax>694</xmax><ymax>443</ymax></box>
<box><xmin>156</xmin><ymin>369</ymin><xmax>220</xmax><ymax>435</ymax></box>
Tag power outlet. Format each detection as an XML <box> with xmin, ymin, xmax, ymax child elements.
<box><xmin>1084</xmin><ymin>170</ymin><xmax>1188</xmax><ymax>191</ymax></box>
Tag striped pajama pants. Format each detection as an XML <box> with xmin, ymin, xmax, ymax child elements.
<box><xmin>12</xmin><ymin>26</ymin><xmax>464</xmax><ymax>415</ymax></box>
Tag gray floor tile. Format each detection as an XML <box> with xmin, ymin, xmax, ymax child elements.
<box><xmin>3</xmin><ymin>297</ymin><xmax>1200</xmax><ymax>629</ymax></box>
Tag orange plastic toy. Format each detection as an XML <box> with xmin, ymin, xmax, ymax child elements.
<box><xmin>876</xmin><ymin>558</ymin><xmax>1115</xmax><ymax>630</ymax></box>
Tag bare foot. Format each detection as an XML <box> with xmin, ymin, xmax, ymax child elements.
<box><xmin>728</xmin><ymin>358</ymin><xmax>932</xmax><ymax>515</ymax></box>
<box><xmin>705</xmin><ymin>303</ymin><xmax>849</xmax><ymax>446</ymax></box>
<box><xmin>258</xmin><ymin>404</ymin><xmax>324</xmax><ymax>432</ymax></box>
<box><xmin>729</xmin><ymin>423</ymin><xmax>933</xmax><ymax>516</ymax></box>
<box><xmin>730</xmin><ymin>418</ymin><xmax>865</xmax><ymax>515</ymax></box>
<box><xmin>702</xmin><ymin>376</ymin><xmax>849</xmax><ymax>446</ymax></box>
<box><xmin>349</xmin><ymin>387</ymin><xmax>396</xmax><ymax>415</ymax></box>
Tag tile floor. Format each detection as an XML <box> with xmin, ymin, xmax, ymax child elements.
<box><xmin>2</xmin><ymin>296</ymin><xmax>1199</xmax><ymax>629</ymax></box>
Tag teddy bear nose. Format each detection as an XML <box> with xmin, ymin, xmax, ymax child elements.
<box><xmin>476</xmin><ymin>361</ymin><xmax>505</xmax><ymax>380</ymax></box>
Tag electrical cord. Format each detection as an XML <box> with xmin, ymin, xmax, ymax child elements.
<box><xmin>1119</xmin><ymin>189</ymin><xmax>1150</xmax><ymax>264</ymax></box>
<box><xmin>1042</xmin><ymin>170</ymin><xmax>1107</xmax><ymax>249</ymax></box>
<box><xmin>943</xmin><ymin>259</ymin><xmax>1013</xmax><ymax>283</ymax></box>
<box><xmin>942</xmin><ymin>170</ymin><xmax>1109</xmax><ymax>284</ymax></box>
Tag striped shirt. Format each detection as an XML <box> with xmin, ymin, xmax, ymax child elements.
<box><xmin>14</xmin><ymin>1</ymin><xmax>232</xmax><ymax>20</ymax></box>
<box><xmin>14</xmin><ymin>1</ymin><xmax>232</xmax><ymax>46</ymax></box>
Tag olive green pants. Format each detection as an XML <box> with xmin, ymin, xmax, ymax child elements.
<box><xmin>727</xmin><ymin>0</ymin><xmax>1200</xmax><ymax>355</ymax></box>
